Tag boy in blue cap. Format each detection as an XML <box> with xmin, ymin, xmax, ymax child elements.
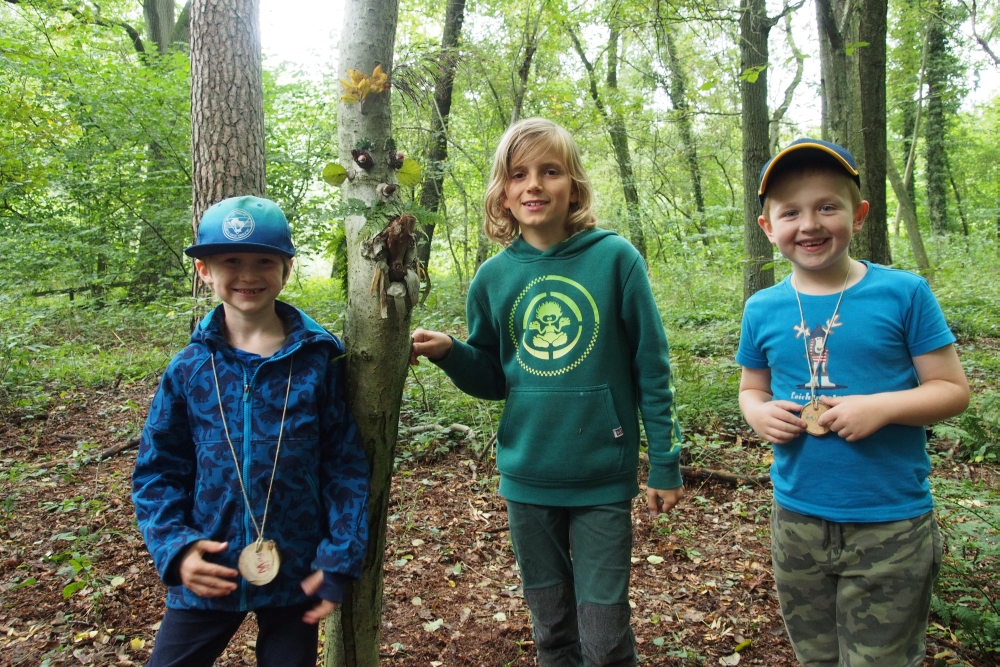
<box><xmin>133</xmin><ymin>196</ymin><xmax>370</xmax><ymax>667</ymax></box>
<box><xmin>737</xmin><ymin>139</ymin><xmax>969</xmax><ymax>666</ymax></box>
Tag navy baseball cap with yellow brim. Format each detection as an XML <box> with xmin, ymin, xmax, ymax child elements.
<box><xmin>758</xmin><ymin>138</ymin><xmax>861</xmax><ymax>206</ymax></box>
<box><xmin>185</xmin><ymin>196</ymin><xmax>296</xmax><ymax>258</ymax></box>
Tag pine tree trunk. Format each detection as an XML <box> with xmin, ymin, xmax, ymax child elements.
<box><xmin>323</xmin><ymin>2</ymin><xmax>408</xmax><ymax>666</ymax></box>
<box><xmin>416</xmin><ymin>0</ymin><xmax>467</xmax><ymax>269</ymax></box>
<box><xmin>739</xmin><ymin>0</ymin><xmax>775</xmax><ymax>301</ymax></box>
<box><xmin>190</xmin><ymin>0</ymin><xmax>266</xmax><ymax>229</ymax></box>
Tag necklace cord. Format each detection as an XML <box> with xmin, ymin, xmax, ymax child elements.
<box><xmin>793</xmin><ymin>264</ymin><xmax>852</xmax><ymax>405</ymax></box>
<box><xmin>211</xmin><ymin>353</ymin><xmax>293</xmax><ymax>547</ymax></box>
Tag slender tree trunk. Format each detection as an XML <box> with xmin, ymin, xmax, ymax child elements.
<box><xmin>769</xmin><ymin>12</ymin><xmax>805</xmax><ymax>154</ymax></box>
<box><xmin>510</xmin><ymin>3</ymin><xmax>543</xmax><ymax>125</ymax></box>
<box><xmin>189</xmin><ymin>0</ymin><xmax>266</xmax><ymax>300</ymax></box>
<box><xmin>324</xmin><ymin>2</ymin><xmax>409</xmax><ymax>665</ymax></box>
<box><xmin>851</xmin><ymin>0</ymin><xmax>890</xmax><ymax>264</ymax></box>
<box><xmin>658</xmin><ymin>18</ymin><xmax>707</xmax><ymax>243</ymax></box>
<box><xmin>568</xmin><ymin>23</ymin><xmax>646</xmax><ymax>258</ymax></box>
<box><xmin>816</xmin><ymin>0</ymin><xmax>853</xmax><ymax>148</ymax></box>
<box><xmin>606</xmin><ymin>23</ymin><xmax>646</xmax><ymax>258</ymax></box>
<box><xmin>924</xmin><ymin>4</ymin><xmax>950</xmax><ymax>234</ymax></box>
<box><xmin>886</xmin><ymin>155</ymin><xmax>932</xmax><ymax>279</ymax></box>
<box><xmin>739</xmin><ymin>0</ymin><xmax>775</xmax><ymax>301</ymax></box>
<box><xmin>143</xmin><ymin>0</ymin><xmax>175</xmax><ymax>53</ymax></box>
<box><xmin>416</xmin><ymin>0</ymin><xmax>467</xmax><ymax>269</ymax></box>
<box><xmin>132</xmin><ymin>0</ymin><xmax>190</xmax><ymax>300</ymax></box>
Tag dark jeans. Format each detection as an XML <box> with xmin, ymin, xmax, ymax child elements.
<box><xmin>147</xmin><ymin>602</ymin><xmax>319</xmax><ymax>667</ymax></box>
<box><xmin>506</xmin><ymin>500</ymin><xmax>636</xmax><ymax>667</ymax></box>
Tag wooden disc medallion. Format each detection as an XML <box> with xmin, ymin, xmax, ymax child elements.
<box><xmin>238</xmin><ymin>540</ymin><xmax>281</xmax><ymax>586</ymax></box>
<box><xmin>800</xmin><ymin>402</ymin><xmax>830</xmax><ymax>436</ymax></box>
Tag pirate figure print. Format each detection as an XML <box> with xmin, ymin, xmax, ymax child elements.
<box><xmin>794</xmin><ymin>313</ymin><xmax>846</xmax><ymax>390</ymax></box>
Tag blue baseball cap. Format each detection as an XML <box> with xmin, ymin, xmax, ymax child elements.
<box><xmin>758</xmin><ymin>138</ymin><xmax>861</xmax><ymax>206</ymax></box>
<box><xmin>185</xmin><ymin>196</ymin><xmax>296</xmax><ymax>258</ymax></box>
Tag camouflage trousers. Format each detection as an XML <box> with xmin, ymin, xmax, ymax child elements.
<box><xmin>771</xmin><ymin>503</ymin><xmax>942</xmax><ymax>667</ymax></box>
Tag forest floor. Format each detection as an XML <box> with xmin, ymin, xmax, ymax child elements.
<box><xmin>0</xmin><ymin>379</ymin><xmax>983</xmax><ymax>667</ymax></box>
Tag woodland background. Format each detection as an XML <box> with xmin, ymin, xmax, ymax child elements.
<box><xmin>1</xmin><ymin>0</ymin><xmax>1000</xmax><ymax>665</ymax></box>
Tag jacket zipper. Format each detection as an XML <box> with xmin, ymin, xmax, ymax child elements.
<box><xmin>233</xmin><ymin>345</ymin><xmax>300</xmax><ymax>611</ymax></box>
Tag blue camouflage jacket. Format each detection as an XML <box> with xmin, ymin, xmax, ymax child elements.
<box><xmin>132</xmin><ymin>301</ymin><xmax>369</xmax><ymax>611</ymax></box>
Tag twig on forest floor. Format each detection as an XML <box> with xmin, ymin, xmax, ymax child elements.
<box><xmin>31</xmin><ymin>437</ymin><xmax>140</xmax><ymax>470</ymax></box>
<box><xmin>408</xmin><ymin>365</ymin><xmax>431</xmax><ymax>412</ymax></box>
<box><xmin>640</xmin><ymin>451</ymin><xmax>771</xmax><ymax>487</ymax></box>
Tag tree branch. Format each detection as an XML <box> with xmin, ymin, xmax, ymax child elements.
<box><xmin>770</xmin><ymin>8</ymin><xmax>805</xmax><ymax>153</ymax></box>
<box><xmin>565</xmin><ymin>23</ymin><xmax>611</xmax><ymax>124</ymax></box>
<box><xmin>5</xmin><ymin>0</ymin><xmax>147</xmax><ymax>53</ymax></box>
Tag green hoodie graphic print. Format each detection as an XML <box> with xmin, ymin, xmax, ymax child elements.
<box><xmin>436</xmin><ymin>229</ymin><xmax>683</xmax><ymax>506</ymax></box>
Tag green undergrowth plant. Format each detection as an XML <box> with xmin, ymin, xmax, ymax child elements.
<box><xmin>933</xmin><ymin>392</ymin><xmax>1000</xmax><ymax>463</ymax></box>
<box><xmin>932</xmin><ymin>477</ymin><xmax>1000</xmax><ymax>658</ymax></box>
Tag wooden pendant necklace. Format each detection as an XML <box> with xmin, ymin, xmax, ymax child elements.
<box><xmin>793</xmin><ymin>264</ymin><xmax>851</xmax><ymax>436</ymax></box>
<box><xmin>211</xmin><ymin>354</ymin><xmax>293</xmax><ymax>586</ymax></box>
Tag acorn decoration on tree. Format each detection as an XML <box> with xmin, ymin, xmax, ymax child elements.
<box><xmin>352</xmin><ymin>148</ymin><xmax>374</xmax><ymax>171</ymax></box>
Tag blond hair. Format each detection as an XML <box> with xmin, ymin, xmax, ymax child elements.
<box><xmin>483</xmin><ymin>118</ymin><xmax>597</xmax><ymax>246</ymax></box>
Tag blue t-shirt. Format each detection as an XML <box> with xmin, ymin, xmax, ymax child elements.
<box><xmin>736</xmin><ymin>262</ymin><xmax>956</xmax><ymax>522</ymax></box>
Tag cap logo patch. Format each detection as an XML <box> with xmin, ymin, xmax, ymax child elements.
<box><xmin>222</xmin><ymin>209</ymin><xmax>255</xmax><ymax>241</ymax></box>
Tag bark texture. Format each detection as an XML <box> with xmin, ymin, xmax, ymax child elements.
<box><xmin>190</xmin><ymin>0</ymin><xmax>266</xmax><ymax>242</ymax></box>
<box><xmin>416</xmin><ymin>0</ymin><xmax>467</xmax><ymax>268</ymax></box>
<box><xmin>924</xmin><ymin>4</ymin><xmax>950</xmax><ymax>234</ymax></box>
<box><xmin>739</xmin><ymin>0</ymin><xmax>775</xmax><ymax>302</ymax></box>
<box><xmin>816</xmin><ymin>0</ymin><xmax>890</xmax><ymax>264</ymax></box>
<box><xmin>851</xmin><ymin>0</ymin><xmax>890</xmax><ymax>264</ymax></box>
<box><xmin>323</xmin><ymin>2</ymin><xmax>408</xmax><ymax>666</ymax></box>
<box><xmin>143</xmin><ymin>0</ymin><xmax>175</xmax><ymax>54</ymax></box>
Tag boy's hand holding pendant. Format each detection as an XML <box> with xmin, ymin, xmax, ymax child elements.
<box><xmin>179</xmin><ymin>541</ymin><xmax>337</xmax><ymax>623</ymax></box>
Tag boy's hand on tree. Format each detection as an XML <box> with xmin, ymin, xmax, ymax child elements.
<box><xmin>410</xmin><ymin>328</ymin><xmax>452</xmax><ymax>364</ymax></box>
<box><xmin>819</xmin><ymin>394</ymin><xmax>887</xmax><ymax>442</ymax></box>
<box><xmin>179</xmin><ymin>540</ymin><xmax>238</xmax><ymax>598</ymax></box>
<box><xmin>300</xmin><ymin>570</ymin><xmax>338</xmax><ymax>624</ymax></box>
<box><xmin>745</xmin><ymin>400</ymin><xmax>806</xmax><ymax>444</ymax></box>
<box><xmin>647</xmin><ymin>485</ymin><xmax>684</xmax><ymax>517</ymax></box>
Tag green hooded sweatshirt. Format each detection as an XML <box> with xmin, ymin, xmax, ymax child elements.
<box><xmin>435</xmin><ymin>228</ymin><xmax>682</xmax><ymax>506</ymax></box>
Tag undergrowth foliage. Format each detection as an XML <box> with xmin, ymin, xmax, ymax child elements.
<box><xmin>932</xmin><ymin>478</ymin><xmax>1000</xmax><ymax>657</ymax></box>
<box><xmin>0</xmin><ymin>231</ymin><xmax>998</xmax><ymax>662</ymax></box>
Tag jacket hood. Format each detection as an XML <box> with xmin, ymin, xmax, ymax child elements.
<box><xmin>504</xmin><ymin>228</ymin><xmax>618</xmax><ymax>261</ymax></box>
<box><xmin>192</xmin><ymin>300</ymin><xmax>340</xmax><ymax>354</ymax></box>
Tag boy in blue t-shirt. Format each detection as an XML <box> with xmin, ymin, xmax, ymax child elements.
<box><xmin>133</xmin><ymin>196</ymin><xmax>369</xmax><ymax>667</ymax></box>
<box><xmin>736</xmin><ymin>139</ymin><xmax>969</xmax><ymax>666</ymax></box>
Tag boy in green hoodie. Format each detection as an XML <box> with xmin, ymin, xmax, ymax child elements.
<box><xmin>411</xmin><ymin>118</ymin><xmax>684</xmax><ymax>667</ymax></box>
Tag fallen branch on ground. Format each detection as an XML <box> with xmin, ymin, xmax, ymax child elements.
<box><xmin>32</xmin><ymin>436</ymin><xmax>140</xmax><ymax>470</ymax></box>
<box><xmin>639</xmin><ymin>451</ymin><xmax>770</xmax><ymax>486</ymax></box>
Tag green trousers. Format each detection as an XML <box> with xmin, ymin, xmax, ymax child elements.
<box><xmin>771</xmin><ymin>503</ymin><xmax>942</xmax><ymax>667</ymax></box>
<box><xmin>506</xmin><ymin>500</ymin><xmax>636</xmax><ymax>667</ymax></box>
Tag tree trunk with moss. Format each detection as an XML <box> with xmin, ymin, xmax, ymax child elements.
<box><xmin>416</xmin><ymin>0</ymin><xmax>467</xmax><ymax>269</ymax></box>
<box><xmin>739</xmin><ymin>0</ymin><xmax>775</xmax><ymax>301</ymax></box>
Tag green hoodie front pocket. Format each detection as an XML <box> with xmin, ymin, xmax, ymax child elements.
<box><xmin>497</xmin><ymin>384</ymin><xmax>625</xmax><ymax>484</ymax></box>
